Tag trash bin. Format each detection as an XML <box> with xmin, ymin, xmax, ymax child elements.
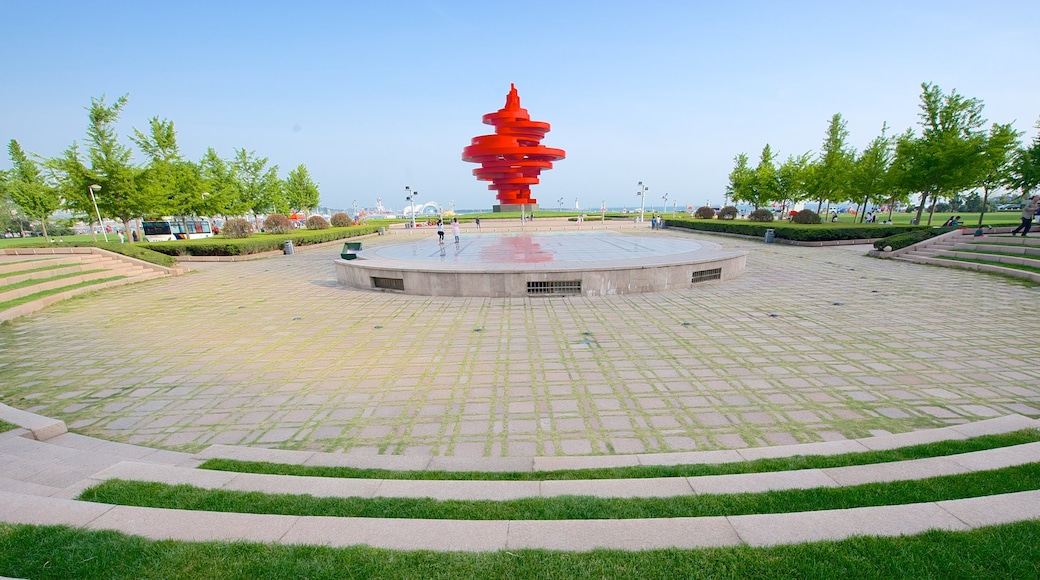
<box><xmin>659</xmin><ymin>219</ymin><xmax>666</xmax><ymax>229</ymax></box>
<box><xmin>764</xmin><ymin>229</ymin><xmax>775</xmax><ymax>243</ymax></box>
<box><xmin>341</xmin><ymin>241</ymin><xmax>362</xmax><ymax>260</ymax></box>
<box><xmin>379</xmin><ymin>227</ymin><xmax>386</xmax><ymax>236</ymax></box>
<box><xmin>283</xmin><ymin>240</ymin><xmax>294</xmax><ymax>255</ymax></box>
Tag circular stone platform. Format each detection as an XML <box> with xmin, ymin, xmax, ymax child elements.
<box><xmin>335</xmin><ymin>231</ymin><xmax>746</xmax><ymax>297</ymax></box>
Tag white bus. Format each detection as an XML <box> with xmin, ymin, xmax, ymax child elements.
<box><xmin>142</xmin><ymin>219</ymin><xmax>214</xmax><ymax>242</ymax></box>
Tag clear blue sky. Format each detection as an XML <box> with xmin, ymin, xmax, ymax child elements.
<box><xmin>2</xmin><ymin>0</ymin><xmax>1038</xmax><ymax>212</ymax></box>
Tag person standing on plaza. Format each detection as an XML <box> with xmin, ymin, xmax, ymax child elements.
<box><xmin>1012</xmin><ymin>196</ymin><xmax>1040</xmax><ymax>236</ymax></box>
<box><xmin>451</xmin><ymin>217</ymin><xmax>460</xmax><ymax>245</ymax></box>
<box><xmin>474</xmin><ymin>217</ymin><xmax>481</xmax><ymax>231</ymax></box>
<box><xmin>437</xmin><ymin>218</ymin><xmax>445</xmax><ymax>244</ymax></box>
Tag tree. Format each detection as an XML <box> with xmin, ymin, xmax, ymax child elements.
<box><xmin>849</xmin><ymin>123</ymin><xmax>894</xmax><ymax>222</ymax></box>
<box><xmin>815</xmin><ymin>113</ymin><xmax>855</xmax><ymax>212</ymax></box>
<box><xmin>5</xmin><ymin>140</ymin><xmax>62</xmax><ymax>241</ymax></box>
<box><xmin>199</xmin><ymin>148</ymin><xmax>240</xmax><ymax>217</ymax></box>
<box><xmin>131</xmin><ymin>117</ymin><xmax>217</xmax><ymax>237</ymax></box>
<box><xmin>49</xmin><ymin>94</ymin><xmax>155</xmax><ymax>240</ymax></box>
<box><xmin>897</xmin><ymin>83</ymin><xmax>989</xmax><ymax>226</ymax></box>
<box><xmin>777</xmin><ymin>152</ymin><xmax>813</xmax><ymax>214</ymax></box>
<box><xmin>726</xmin><ymin>152</ymin><xmax>755</xmax><ymax>208</ymax></box>
<box><xmin>282</xmin><ymin>164</ymin><xmax>320</xmax><ymax>216</ymax></box>
<box><xmin>974</xmin><ymin>122</ymin><xmax>1020</xmax><ymax>225</ymax></box>
<box><xmin>230</xmin><ymin>148</ymin><xmax>283</xmax><ymax>229</ymax></box>
<box><xmin>750</xmin><ymin>144</ymin><xmax>780</xmax><ymax>210</ymax></box>
<box><xmin>1009</xmin><ymin>117</ymin><xmax>1040</xmax><ymax>197</ymax></box>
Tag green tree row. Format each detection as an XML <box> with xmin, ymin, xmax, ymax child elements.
<box><xmin>0</xmin><ymin>94</ymin><xmax>322</xmax><ymax>242</ymax></box>
<box><xmin>727</xmin><ymin>83</ymin><xmax>1040</xmax><ymax>226</ymax></box>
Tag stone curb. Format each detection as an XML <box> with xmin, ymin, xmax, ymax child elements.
<box><xmin>0</xmin><ymin>403</ymin><xmax>66</xmax><ymax>441</ymax></box>
<box><xmin>1</xmin><ymin>489</ymin><xmax>1038</xmax><ymax>551</ymax></box>
<box><xmin>193</xmin><ymin>414</ymin><xmax>1039</xmax><ymax>472</ymax></box>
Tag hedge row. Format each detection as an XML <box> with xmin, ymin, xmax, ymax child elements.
<box><xmin>665</xmin><ymin>218</ymin><xmax>932</xmax><ymax>242</ymax></box>
<box><xmin>872</xmin><ymin>228</ymin><xmax>951</xmax><ymax>251</ymax></box>
<box><xmin>142</xmin><ymin>225</ymin><xmax>382</xmax><ymax>257</ymax></box>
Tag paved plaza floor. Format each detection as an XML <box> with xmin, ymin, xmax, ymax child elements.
<box><xmin>1</xmin><ymin>226</ymin><xmax>1038</xmax><ymax>458</ymax></box>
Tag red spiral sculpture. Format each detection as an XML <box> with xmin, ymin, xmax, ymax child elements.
<box><xmin>462</xmin><ymin>84</ymin><xmax>565</xmax><ymax>209</ymax></box>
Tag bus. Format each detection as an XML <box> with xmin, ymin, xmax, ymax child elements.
<box><xmin>142</xmin><ymin>219</ymin><xmax>214</xmax><ymax>242</ymax></box>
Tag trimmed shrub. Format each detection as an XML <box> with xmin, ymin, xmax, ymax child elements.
<box><xmin>222</xmin><ymin>218</ymin><xmax>253</xmax><ymax>239</ymax></box>
<box><xmin>143</xmin><ymin>225</ymin><xmax>383</xmax><ymax>257</ymax></box>
<box><xmin>264</xmin><ymin>214</ymin><xmax>293</xmax><ymax>234</ymax></box>
<box><xmin>718</xmin><ymin>206</ymin><xmax>738</xmax><ymax>220</ymax></box>
<box><xmin>791</xmin><ymin>209</ymin><xmax>822</xmax><ymax>224</ymax></box>
<box><xmin>694</xmin><ymin>206</ymin><xmax>716</xmax><ymax>219</ymax></box>
<box><xmin>330</xmin><ymin>212</ymin><xmax>351</xmax><ymax>228</ymax></box>
<box><xmin>748</xmin><ymin>209</ymin><xmax>774</xmax><ymax>222</ymax></box>
<box><xmin>306</xmin><ymin>215</ymin><xmax>330</xmax><ymax>230</ymax></box>
<box><xmin>873</xmin><ymin>228</ymin><xmax>948</xmax><ymax>251</ymax></box>
<box><xmin>666</xmin><ymin>217</ymin><xmax>930</xmax><ymax>242</ymax></box>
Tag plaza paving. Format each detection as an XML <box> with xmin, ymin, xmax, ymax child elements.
<box><xmin>1</xmin><ymin>223</ymin><xmax>1038</xmax><ymax>458</ymax></box>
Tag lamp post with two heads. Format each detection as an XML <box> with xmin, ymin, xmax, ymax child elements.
<box><xmin>636</xmin><ymin>181</ymin><xmax>648</xmax><ymax>223</ymax></box>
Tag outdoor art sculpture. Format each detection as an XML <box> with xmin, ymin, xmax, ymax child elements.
<box><xmin>462</xmin><ymin>84</ymin><xmax>566</xmax><ymax>211</ymax></box>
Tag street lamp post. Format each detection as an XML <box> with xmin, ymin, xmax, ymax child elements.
<box><xmin>88</xmin><ymin>184</ymin><xmax>108</xmax><ymax>242</ymax></box>
<box><xmin>601</xmin><ymin>200</ymin><xmax>606</xmax><ymax>223</ymax></box>
<box><xmin>405</xmin><ymin>186</ymin><xmax>418</xmax><ymax>228</ymax></box>
<box><xmin>558</xmin><ymin>197</ymin><xmax>563</xmax><ymax>212</ymax></box>
<box><xmin>636</xmin><ymin>181</ymin><xmax>648</xmax><ymax>223</ymax></box>
<box><xmin>662</xmin><ymin>193</ymin><xmax>668</xmax><ymax>218</ymax></box>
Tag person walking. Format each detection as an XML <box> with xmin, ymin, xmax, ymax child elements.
<box><xmin>451</xmin><ymin>217</ymin><xmax>460</xmax><ymax>245</ymax></box>
<box><xmin>437</xmin><ymin>218</ymin><xmax>445</xmax><ymax>244</ymax></box>
<box><xmin>1011</xmin><ymin>196</ymin><xmax>1040</xmax><ymax>237</ymax></box>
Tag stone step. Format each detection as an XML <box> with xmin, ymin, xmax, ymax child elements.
<box><xmin>0</xmin><ymin>268</ymin><xmax>131</xmax><ymax>303</ymax></box>
<box><xmin>0</xmin><ymin>271</ymin><xmax>166</xmax><ymax>322</ymax></box>
<box><xmin>86</xmin><ymin>440</ymin><xmax>1040</xmax><ymax>501</ymax></box>
<box><xmin>1</xmin><ymin>487</ymin><xmax>1038</xmax><ymax>550</ymax></box>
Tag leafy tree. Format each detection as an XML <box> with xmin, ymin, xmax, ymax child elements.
<box><xmin>814</xmin><ymin>113</ymin><xmax>855</xmax><ymax>212</ymax></box>
<box><xmin>849</xmin><ymin>123</ymin><xmax>894</xmax><ymax>222</ymax></box>
<box><xmin>283</xmin><ymin>164</ymin><xmax>320</xmax><ymax>216</ymax></box>
<box><xmin>199</xmin><ymin>148</ymin><xmax>240</xmax><ymax>216</ymax></box>
<box><xmin>49</xmin><ymin>94</ymin><xmax>154</xmax><ymax>240</ymax></box>
<box><xmin>1009</xmin><ymin>117</ymin><xmax>1040</xmax><ymax>197</ymax></box>
<box><xmin>5</xmin><ymin>140</ymin><xmax>61</xmax><ymax>240</ymax></box>
<box><xmin>230</xmin><ymin>148</ymin><xmax>283</xmax><ymax>229</ymax></box>
<box><xmin>896</xmin><ymin>83</ymin><xmax>989</xmax><ymax>226</ymax></box>
<box><xmin>131</xmin><ymin>117</ymin><xmax>217</xmax><ymax>237</ymax></box>
<box><xmin>973</xmin><ymin>122</ymin><xmax>1020</xmax><ymax>226</ymax></box>
<box><xmin>777</xmin><ymin>152</ymin><xmax>813</xmax><ymax>214</ymax></box>
<box><xmin>751</xmin><ymin>144</ymin><xmax>779</xmax><ymax>210</ymax></box>
<box><xmin>726</xmin><ymin>153</ymin><xmax>755</xmax><ymax>208</ymax></box>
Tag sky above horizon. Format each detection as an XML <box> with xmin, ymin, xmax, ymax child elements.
<box><xmin>2</xmin><ymin>0</ymin><xmax>1038</xmax><ymax>213</ymax></box>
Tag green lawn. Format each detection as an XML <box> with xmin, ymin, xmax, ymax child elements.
<box><xmin>0</xmin><ymin>420</ymin><xmax>17</xmax><ymax>433</ymax></box>
<box><xmin>199</xmin><ymin>429</ymin><xmax>1040</xmax><ymax>481</ymax></box>
<box><xmin>1</xmin><ymin>520</ymin><xmax>1037</xmax><ymax>579</ymax></box>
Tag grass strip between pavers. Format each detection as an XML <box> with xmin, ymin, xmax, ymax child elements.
<box><xmin>198</xmin><ymin>429</ymin><xmax>1040</xmax><ymax>481</ymax></box>
<box><xmin>0</xmin><ymin>420</ymin><xmax>18</xmax><ymax>433</ymax></box>
<box><xmin>0</xmin><ymin>276</ymin><xmax>126</xmax><ymax>312</ymax></box>
<box><xmin>78</xmin><ymin>463</ymin><xmax>1040</xmax><ymax>521</ymax></box>
<box><xmin>2</xmin><ymin>520</ymin><xmax>1038</xmax><ymax>580</ymax></box>
<box><xmin>0</xmin><ymin>263</ymin><xmax>74</xmax><ymax>279</ymax></box>
<box><xmin>0</xmin><ymin>269</ymin><xmax>108</xmax><ymax>293</ymax></box>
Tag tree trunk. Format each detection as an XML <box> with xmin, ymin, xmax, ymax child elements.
<box><xmin>40</xmin><ymin>218</ymin><xmax>50</xmax><ymax>243</ymax></box>
<box><xmin>88</xmin><ymin>220</ymin><xmax>97</xmax><ymax>243</ymax></box>
<box><xmin>926</xmin><ymin>192</ymin><xmax>939</xmax><ymax>225</ymax></box>
<box><xmin>913</xmin><ymin>192</ymin><xmax>927</xmax><ymax>225</ymax></box>
<box><xmin>978</xmin><ymin>187</ymin><xmax>990</xmax><ymax>227</ymax></box>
